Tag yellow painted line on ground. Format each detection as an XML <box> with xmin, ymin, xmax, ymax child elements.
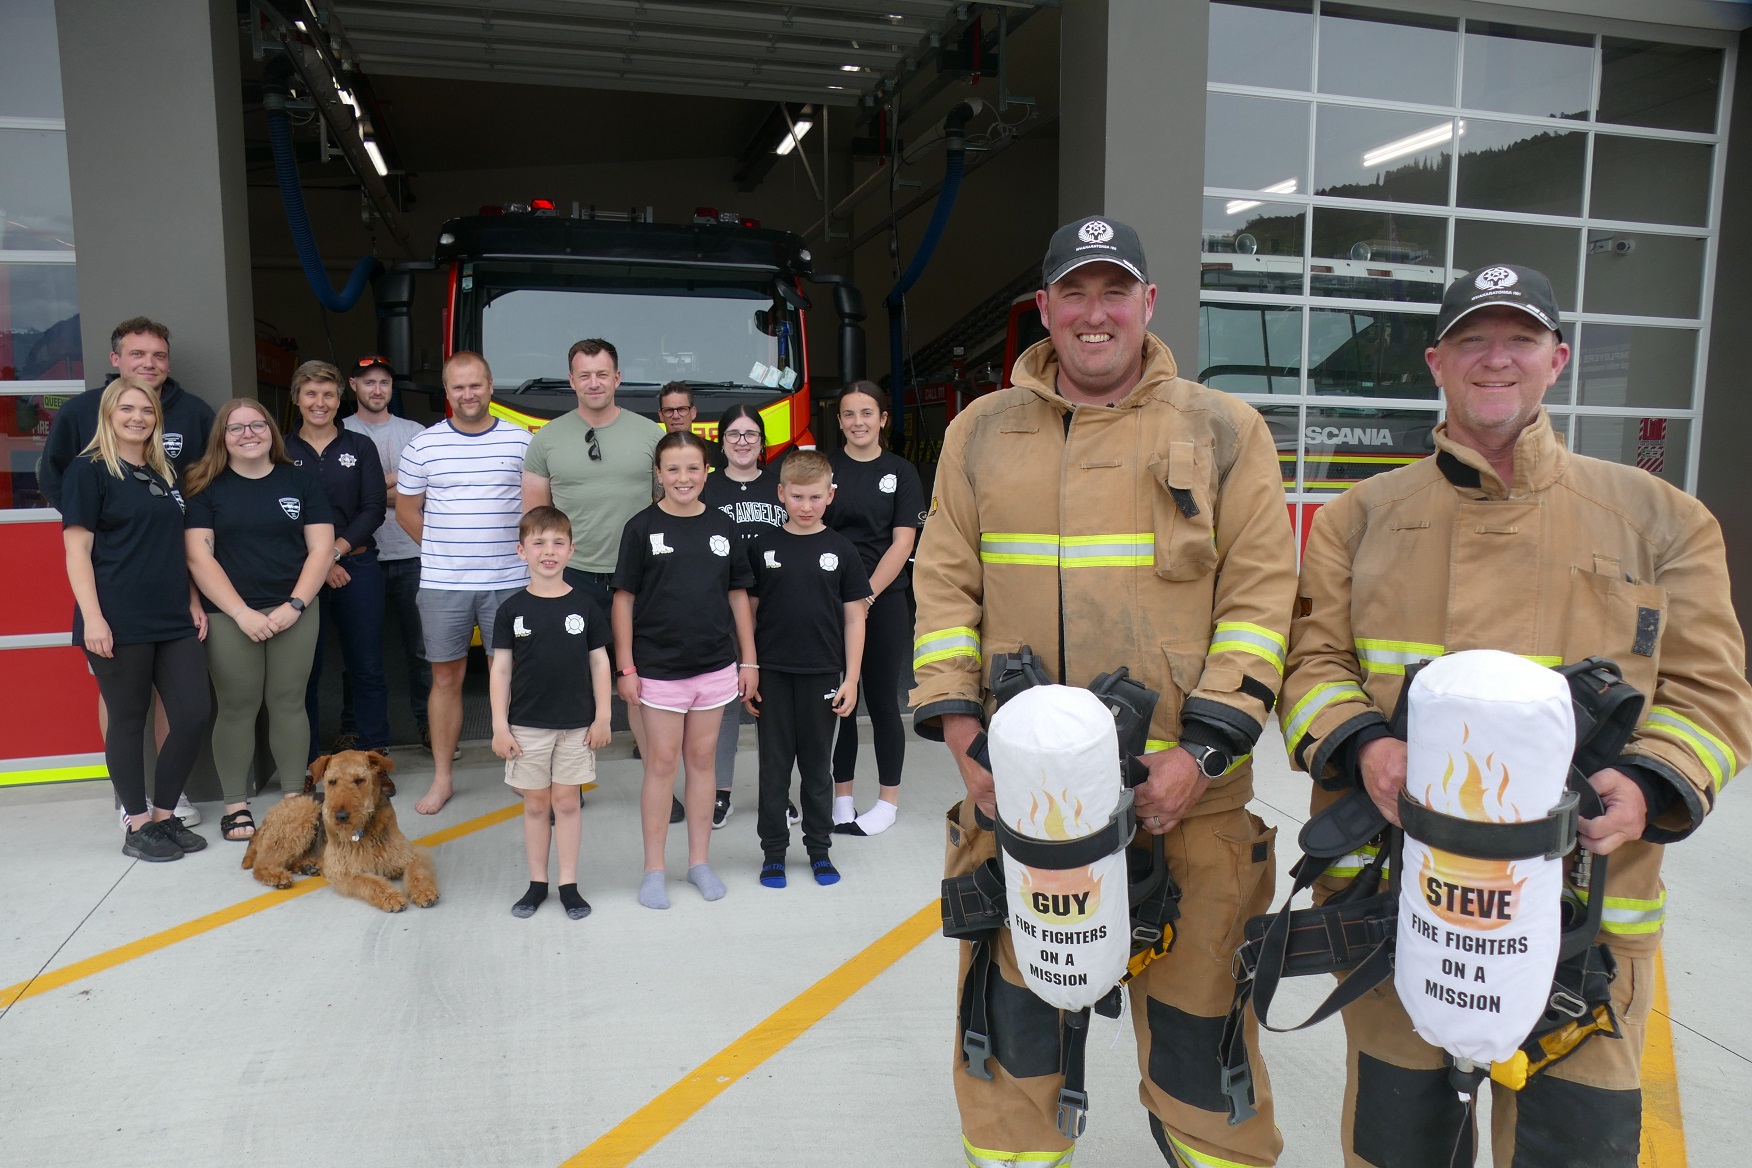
<box><xmin>0</xmin><ymin>798</ymin><xmax>534</xmax><ymax>1010</ymax></box>
<box><xmin>1640</xmin><ymin>947</ymin><xmax>1687</xmax><ymax>1167</ymax></box>
<box><xmin>562</xmin><ymin>899</ymin><xmax>940</xmax><ymax>1168</ymax></box>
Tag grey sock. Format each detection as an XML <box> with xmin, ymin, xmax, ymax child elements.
<box><xmin>639</xmin><ymin>870</ymin><xmax>669</xmax><ymax>910</ymax></box>
<box><xmin>687</xmin><ymin>863</ymin><xmax>726</xmax><ymax>902</ymax></box>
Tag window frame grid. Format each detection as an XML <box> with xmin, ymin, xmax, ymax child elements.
<box><xmin>1203</xmin><ymin>1</ymin><xmax>1735</xmax><ymax>502</ymax></box>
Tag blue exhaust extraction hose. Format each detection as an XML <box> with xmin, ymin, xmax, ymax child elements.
<box><xmin>264</xmin><ymin>103</ymin><xmax>378</xmax><ymax>313</ymax></box>
<box><xmin>886</xmin><ymin>102</ymin><xmax>975</xmax><ymax>396</ymax></box>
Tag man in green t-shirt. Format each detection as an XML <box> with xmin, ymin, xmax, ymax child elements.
<box><xmin>522</xmin><ymin>337</ymin><xmax>670</xmax><ymax>809</ymax></box>
<box><xmin>522</xmin><ymin>337</ymin><xmax>664</xmax><ymax>612</ymax></box>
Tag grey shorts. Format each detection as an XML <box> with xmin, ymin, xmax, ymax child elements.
<box><xmin>415</xmin><ymin>586</ymin><xmax>523</xmax><ymax>662</ymax></box>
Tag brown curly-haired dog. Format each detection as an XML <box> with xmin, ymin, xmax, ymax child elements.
<box><xmin>242</xmin><ymin>751</ymin><xmax>439</xmax><ymax>912</ymax></box>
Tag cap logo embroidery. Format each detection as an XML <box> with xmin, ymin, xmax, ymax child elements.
<box><xmin>1475</xmin><ymin>266</ymin><xmax>1518</xmax><ymax>291</ymax></box>
<box><xmin>1078</xmin><ymin>220</ymin><xmax>1114</xmax><ymax>245</ymax></box>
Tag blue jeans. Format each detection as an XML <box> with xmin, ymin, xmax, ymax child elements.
<box><xmin>306</xmin><ymin>550</ymin><xmax>391</xmax><ymax>759</ymax></box>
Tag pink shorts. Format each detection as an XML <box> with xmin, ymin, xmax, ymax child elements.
<box><xmin>639</xmin><ymin>663</ymin><xmax>739</xmax><ymax>713</ymax></box>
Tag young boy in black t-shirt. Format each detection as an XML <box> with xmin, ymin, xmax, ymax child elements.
<box><xmin>745</xmin><ymin>451</ymin><xmax>870</xmax><ymax>887</ymax></box>
<box><xmin>491</xmin><ymin>507</ymin><xmax>612</xmax><ymax>920</ymax></box>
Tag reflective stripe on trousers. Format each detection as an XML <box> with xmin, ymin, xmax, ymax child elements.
<box><xmin>962</xmin><ymin>1136</ymin><xmax>1074</xmax><ymax>1167</ymax></box>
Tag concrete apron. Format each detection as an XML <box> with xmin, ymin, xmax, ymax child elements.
<box><xmin>1</xmin><ymin>724</ymin><xmax>1744</xmax><ymax>1167</ymax></box>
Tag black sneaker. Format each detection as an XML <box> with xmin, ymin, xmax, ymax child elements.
<box><xmin>712</xmin><ymin>791</ymin><xmax>733</xmax><ymax>830</ymax></box>
<box><xmin>122</xmin><ymin>821</ymin><xmax>183</xmax><ymax>863</ymax></box>
<box><xmin>330</xmin><ymin>730</ymin><xmax>361</xmax><ymax>753</ymax></box>
<box><xmin>669</xmin><ymin>795</ymin><xmax>686</xmax><ymax>824</ymax></box>
<box><xmin>157</xmin><ymin>815</ymin><xmax>208</xmax><ymax>853</ymax></box>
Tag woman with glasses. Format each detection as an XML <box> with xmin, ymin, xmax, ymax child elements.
<box><xmin>699</xmin><ymin>403</ymin><xmax>788</xmax><ymax>829</ymax></box>
<box><xmin>183</xmin><ymin>401</ymin><xmax>335</xmax><ymax>842</ymax></box>
<box><xmin>61</xmin><ymin>380</ymin><xmax>213</xmax><ymax>861</ymax></box>
<box><xmin>283</xmin><ymin>360</ymin><xmax>390</xmax><ymax>764</ymax></box>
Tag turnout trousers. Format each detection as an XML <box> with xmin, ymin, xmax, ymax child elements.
<box><xmin>1338</xmin><ymin>944</ymin><xmax>1652</xmax><ymax>1168</ymax></box>
<box><xmin>945</xmin><ymin>797</ymin><xmax>1283</xmax><ymax>1167</ymax></box>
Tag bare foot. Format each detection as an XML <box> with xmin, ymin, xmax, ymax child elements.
<box><xmin>414</xmin><ymin>779</ymin><xmax>453</xmax><ymax>815</ymax></box>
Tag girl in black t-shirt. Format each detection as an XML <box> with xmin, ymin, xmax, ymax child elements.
<box><xmin>62</xmin><ymin>380</ymin><xmax>213</xmax><ymax>862</ymax></box>
<box><xmin>699</xmin><ymin>403</ymin><xmax>789</xmax><ymax>827</ymax></box>
<box><xmin>824</xmin><ymin>383</ymin><xmax>925</xmax><ymax>837</ymax></box>
<box><xmin>612</xmin><ymin>431</ymin><xmax>756</xmax><ymax>910</ymax></box>
<box><xmin>184</xmin><ymin>400</ymin><xmax>335</xmax><ymax>843</ymax></box>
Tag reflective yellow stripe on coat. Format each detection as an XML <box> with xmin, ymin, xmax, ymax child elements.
<box><xmin>1354</xmin><ymin>638</ymin><xmax>1446</xmax><ymax>675</ymax></box>
<box><xmin>1211</xmin><ymin>621</ymin><xmax>1288</xmax><ymax>674</ymax></box>
<box><xmin>1281</xmin><ymin>681</ymin><xmax>1369</xmax><ymax>752</ymax></box>
<box><xmin>1645</xmin><ymin>706</ymin><xmax>1738</xmax><ymax>790</ymax></box>
<box><xmin>979</xmin><ymin>533</ymin><xmax>1154</xmax><ymax>569</ymax></box>
<box><xmin>914</xmin><ymin>627</ymin><xmax>981</xmax><ymax>671</ymax></box>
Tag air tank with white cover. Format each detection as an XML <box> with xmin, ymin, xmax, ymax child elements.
<box><xmin>1396</xmin><ymin>650</ymin><xmax>1571</xmax><ymax>1065</ymax></box>
<box><xmin>988</xmin><ymin>685</ymin><xmax>1133</xmax><ymax>1011</ymax></box>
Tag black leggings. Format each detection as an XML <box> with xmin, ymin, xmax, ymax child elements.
<box><xmin>87</xmin><ymin>636</ymin><xmax>212</xmax><ymax>817</ymax></box>
<box><xmin>833</xmin><ymin>587</ymin><xmax>909</xmax><ymax>788</ymax></box>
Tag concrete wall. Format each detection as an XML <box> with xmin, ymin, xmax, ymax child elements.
<box><xmin>1695</xmin><ymin>27</ymin><xmax>1752</xmax><ymax>645</ymax></box>
<box><xmin>57</xmin><ymin>0</ymin><xmax>255</xmax><ymax>404</ymax></box>
<box><xmin>1058</xmin><ymin>0</ymin><xmax>1209</xmax><ymax>361</ymax></box>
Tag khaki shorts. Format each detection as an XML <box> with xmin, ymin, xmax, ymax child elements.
<box><xmin>503</xmin><ymin>725</ymin><xmax>597</xmax><ymax>790</ymax></box>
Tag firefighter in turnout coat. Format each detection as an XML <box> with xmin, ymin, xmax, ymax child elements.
<box><xmin>912</xmin><ymin>217</ymin><xmax>1298</xmax><ymax>1167</ymax></box>
<box><xmin>1280</xmin><ymin>264</ymin><xmax>1752</xmax><ymax>1167</ymax></box>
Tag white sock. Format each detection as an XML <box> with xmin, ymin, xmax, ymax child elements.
<box><xmin>854</xmin><ymin>800</ymin><xmax>897</xmax><ymax>836</ymax></box>
<box><xmin>833</xmin><ymin>795</ymin><xmax>856</xmax><ymax>825</ymax></box>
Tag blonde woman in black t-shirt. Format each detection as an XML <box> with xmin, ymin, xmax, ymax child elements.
<box><xmin>62</xmin><ymin>380</ymin><xmax>212</xmax><ymax>862</ymax></box>
<box><xmin>612</xmin><ymin>431</ymin><xmax>757</xmax><ymax>909</ymax></box>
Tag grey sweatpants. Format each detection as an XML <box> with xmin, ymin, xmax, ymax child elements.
<box><xmin>204</xmin><ymin>604</ymin><xmax>321</xmax><ymax>803</ymax></box>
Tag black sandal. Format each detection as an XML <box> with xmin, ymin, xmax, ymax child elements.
<box><xmin>221</xmin><ymin>809</ymin><xmax>256</xmax><ymax>841</ymax></box>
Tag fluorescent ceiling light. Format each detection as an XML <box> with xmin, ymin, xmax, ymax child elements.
<box><xmin>841</xmin><ymin>64</ymin><xmax>861</xmax><ymax>72</ymax></box>
<box><xmin>361</xmin><ymin>137</ymin><xmax>389</xmax><ymax>176</ymax></box>
<box><xmin>1363</xmin><ymin>120</ymin><xmax>1464</xmax><ymax>169</ymax></box>
<box><xmin>774</xmin><ymin>118</ymin><xmax>813</xmax><ymax>155</ymax></box>
<box><xmin>1226</xmin><ymin>178</ymin><xmax>1298</xmax><ymax>216</ymax></box>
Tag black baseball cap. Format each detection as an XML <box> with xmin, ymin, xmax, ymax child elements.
<box><xmin>1435</xmin><ymin>265</ymin><xmax>1562</xmax><ymax>342</ymax></box>
<box><xmin>352</xmin><ymin>354</ymin><xmax>395</xmax><ymax>375</ymax></box>
<box><xmin>1042</xmin><ymin>216</ymin><xmax>1150</xmax><ymax>287</ymax></box>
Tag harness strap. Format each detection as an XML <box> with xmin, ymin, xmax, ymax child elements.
<box><xmin>959</xmin><ymin>940</ymin><xmax>997</xmax><ymax>1080</ymax></box>
<box><xmin>1398</xmin><ymin>788</ymin><xmax>1579</xmax><ymax>861</ymax></box>
<box><xmin>941</xmin><ymin>857</ymin><xmax>1008</xmax><ymax>941</ymax></box>
<box><xmin>1057</xmin><ymin>1008</ymin><xmax>1092</xmax><ymax>1138</ymax></box>
<box><xmin>994</xmin><ymin>788</ymin><xmax>1138</xmax><ymax>871</ymax></box>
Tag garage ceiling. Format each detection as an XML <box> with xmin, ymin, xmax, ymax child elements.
<box><xmin>320</xmin><ymin>0</ymin><xmax>1050</xmax><ymax>107</ymax></box>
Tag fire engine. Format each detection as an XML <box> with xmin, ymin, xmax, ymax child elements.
<box><xmin>378</xmin><ymin>202</ymin><xmax>865</xmax><ymax>448</ymax></box>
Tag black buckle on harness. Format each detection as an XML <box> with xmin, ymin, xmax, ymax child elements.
<box><xmin>1057</xmin><ymin>1007</ymin><xmax>1092</xmax><ymax>1138</ymax></box>
<box><xmin>942</xmin><ymin>858</ymin><xmax>1008</xmax><ymax>942</ymax></box>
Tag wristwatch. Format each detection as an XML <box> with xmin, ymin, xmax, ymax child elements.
<box><xmin>288</xmin><ymin>597</ymin><xmax>306</xmax><ymax>613</ymax></box>
<box><xmin>1181</xmin><ymin>740</ymin><xmax>1233</xmax><ymax>780</ymax></box>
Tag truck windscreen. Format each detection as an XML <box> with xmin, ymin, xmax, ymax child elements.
<box><xmin>470</xmin><ymin>264</ymin><xmax>801</xmax><ymax>392</ymax></box>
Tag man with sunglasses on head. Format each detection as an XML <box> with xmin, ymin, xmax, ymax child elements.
<box><xmin>343</xmin><ymin>355</ymin><xmax>437</xmax><ymax>756</ymax></box>
<box><xmin>522</xmin><ymin>338</ymin><xmax>667</xmax><ymax>805</ymax></box>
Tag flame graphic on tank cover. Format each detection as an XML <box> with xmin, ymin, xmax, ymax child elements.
<box><xmin>1418</xmin><ymin>723</ymin><xmax>1526</xmax><ymax>931</ymax></box>
<box><xmin>1016</xmin><ymin>787</ymin><xmax>1104</xmax><ymax>925</ymax></box>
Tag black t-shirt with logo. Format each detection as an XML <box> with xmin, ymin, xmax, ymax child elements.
<box><xmin>59</xmin><ymin>456</ymin><xmax>197</xmax><ymax>646</ymax></box>
<box><xmin>699</xmin><ymin>464</ymin><xmax>787</xmax><ymax>539</ymax></box>
<box><xmin>491</xmin><ymin>588</ymin><xmax>612</xmax><ymax>729</ymax></box>
<box><xmin>824</xmin><ymin>449</ymin><xmax>926</xmax><ymax>591</ymax></box>
<box><xmin>747</xmin><ymin>527</ymin><xmax>872</xmax><ymax>674</ymax></box>
<box><xmin>611</xmin><ymin>504</ymin><xmax>754</xmax><ymax>680</ymax></box>
<box><xmin>184</xmin><ymin>463</ymin><xmax>334</xmax><ymax>612</ymax></box>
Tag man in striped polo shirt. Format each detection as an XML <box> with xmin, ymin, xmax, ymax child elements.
<box><xmin>396</xmin><ymin>350</ymin><xmax>532</xmax><ymax>814</ymax></box>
